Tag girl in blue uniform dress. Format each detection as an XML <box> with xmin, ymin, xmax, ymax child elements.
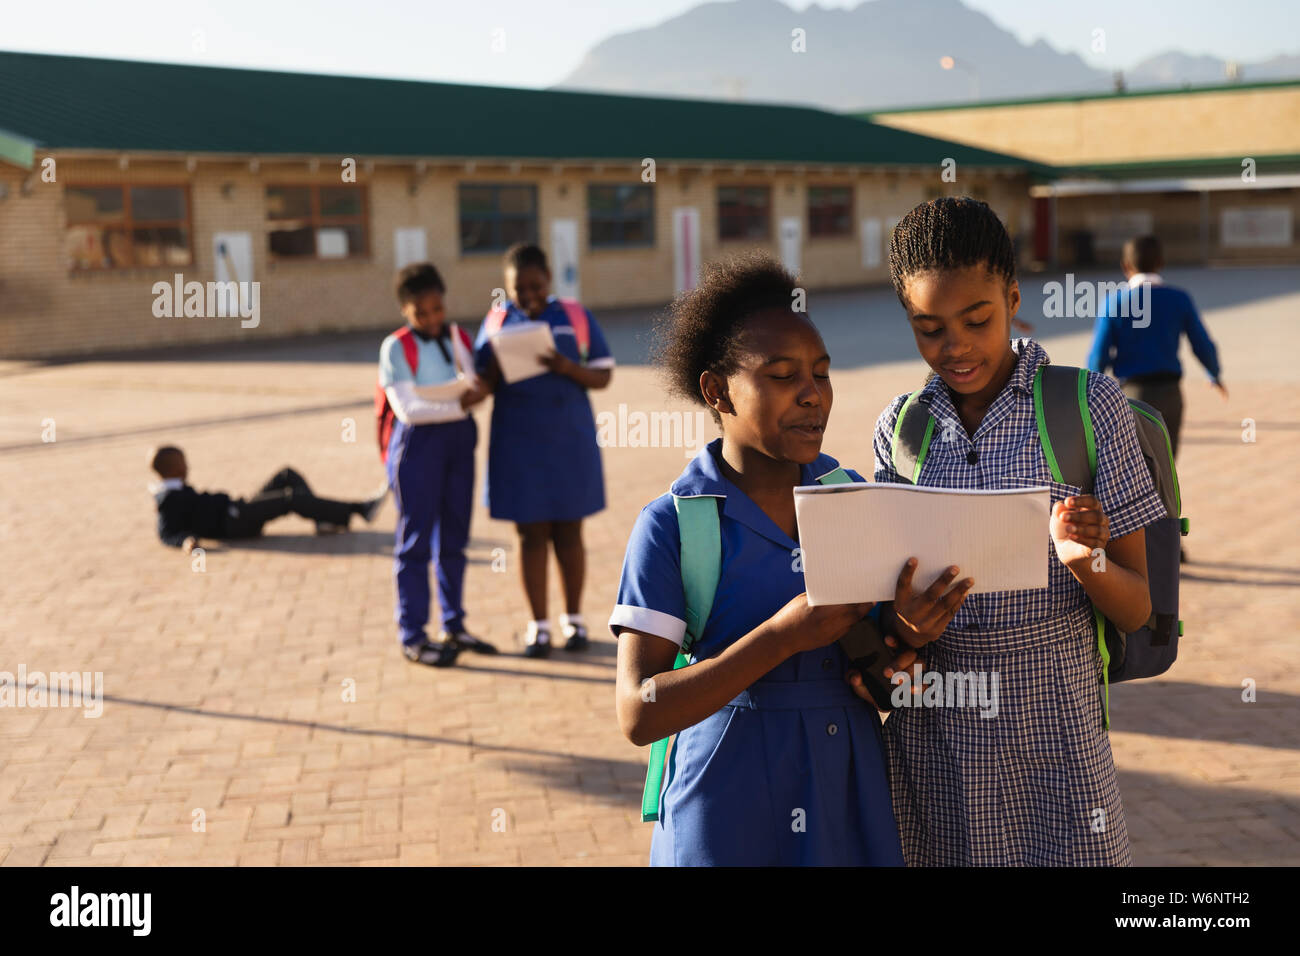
<box><xmin>474</xmin><ymin>244</ymin><xmax>615</xmax><ymax>656</ymax></box>
<box><xmin>874</xmin><ymin>198</ymin><xmax>1167</xmax><ymax>865</ymax></box>
<box><xmin>610</xmin><ymin>254</ymin><xmax>909</xmax><ymax>866</ymax></box>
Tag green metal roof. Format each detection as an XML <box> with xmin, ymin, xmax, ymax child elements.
<box><xmin>1057</xmin><ymin>152</ymin><xmax>1300</xmax><ymax>180</ymax></box>
<box><xmin>0</xmin><ymin>50</ymin><xmax>1051</xmax><ymax>174</ymax></box>
<box><xmin>861</xmin><ymin>76</ymin><xmax>1300</xmax><ymax>117</ymax></box>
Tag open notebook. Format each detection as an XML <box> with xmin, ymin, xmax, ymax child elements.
<box><xmin>489</xmin><ymin>320</ymin><xmax>556</xmax><ymax>384</ymax></box>
<box><xmin>794</xmin><ymin>482</ymin><xmax>1050</xmax><ymax>605</ymax></box>
<box><xmin>413</xmin><ymin>325</ymin><xmax>480</xmax><ymax>402</ymax></box>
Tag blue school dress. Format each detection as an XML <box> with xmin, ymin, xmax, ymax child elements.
<box><xmin>872</xmin><ymin>338</ymin><xmax>1167</xmax><ymax>866</ymax></box>
<box><xmin>609</xmin><ymin>438</ymin><xmax>905</xmax><ymax>867</ymax></box>
<box><xmin>473</xmin><ymin>296</ymin><xmax>614</xmax><ymax>523</ymax></box>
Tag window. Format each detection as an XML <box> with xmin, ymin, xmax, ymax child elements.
<box><xmin>65</xmin><ymin>185</ymin><xmax>192</xmax><ymax>270</ymax></box>
<box><xmin>717</xmin><ymin>186</ymin><xmax>771</xmax><ymax>240</ymax></box>
<box><xmin>266</xmin><ymin>185</ymin><xmax>368</xmax><ymax>259</ymax></box>
<box><xmin>588</xmin><ymin>184</ymin><xmax>654</xmax><ymax>247</ymax></box>
<box><xmin>808</xmin><ymin>185</ymin><xmax>853</xmax><ymax>238</ymax></box>
<box><xmin>459</xmin><ymin>184</ymin><xmax>538</xmax><ymax>253</ymax></box>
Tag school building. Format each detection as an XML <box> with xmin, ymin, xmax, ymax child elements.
<box><xmin>0</xmin><ymin>51</ymin><xmax>1048</xmax><ymax>360</ymax></box>
<box><xmin>868</xmin><ymin>80</ymin><xmax>1300</xmax><ymax>268</ymax></box>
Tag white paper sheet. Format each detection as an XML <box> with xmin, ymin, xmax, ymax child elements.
<box><xmin>794</xmin><ymin>483</ymin><xmax>1050</xmax><ymax>605</ymax></box>
<box><xmin>415</xmin><ymin>378</ymin><xmax>470</xmax><ymax>403</ymax></box>
<box><xmin>448</xmin><ymin>324</ymin><xmax>480</xmax><ymax>388</ymax></box>
<box><xmin>489</xmin><ymin>320</ymin><xmax>555</xmax><ymax>384</ymax></box>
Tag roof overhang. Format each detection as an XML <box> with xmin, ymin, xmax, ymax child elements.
<box><xmin>1032</xmin><ymin>173</ymin><xmax>1300</xmax><ymax>197</ymax></box>
<box><xmin>28</xmin><ymin>147</ymin><xmax>1035</xmax><ymax>178</ymax></box>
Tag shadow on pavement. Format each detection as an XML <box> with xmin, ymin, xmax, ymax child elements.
<box><xmin>1110</xmin><ymin>680</ymin><xmax>1300</xmax><ymax>751</ymax></box>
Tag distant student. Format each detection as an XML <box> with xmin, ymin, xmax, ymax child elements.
<box><xmin>1086</xmin><ymin>234</ymin><xmax>1226</xmax><ymax>459</ymax></box>
<box><xmin>474</xmin><ymin>244</ymin><xmax>615</xmax><ymax>657</ymax></box>
<box><xmin>379</xmin><ymin>262</ymin><xmax>497</xmax><ymax>668</ymax></box>
<box><xmin>150</xmin><ymin>446</ymin><xmax>383</xmax><ymax>552</ymax></box>
<box><xmin>611</xmin><ymin>253</ymin><xmax>913</xmax><ymax>865</ymax></box>
<box><xmin>872</xmin><ymin>197</ymin><xmax>1168</xmax><ymax>866</ymax></box>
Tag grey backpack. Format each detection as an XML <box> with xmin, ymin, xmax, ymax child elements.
<box><xmin>891</xmin><ymin>364</ymin><xmax>1187</xmax><ymax>728</ymax></box>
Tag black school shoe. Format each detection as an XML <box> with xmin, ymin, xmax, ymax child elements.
<box><xmin>561</xmin><ymin>624</ymin><xmax>589</xmax><ymax>652</ymax></box>
<box><xmin>403</xmin><ymin>638</ymin><xmax>460</xmax><ymax>668</ymax></box>
<box><xmin>360</xmin><ymin>487</ymin><xmax>388</xmax><ymax>524</ymax></box>
<box><xmin>441</xmin><ymin>629</ymin><xmax>498</xmax><ymax>655</ymax></box>
<box><xmin>522</xmin><ymin>630</ymin><xmax>552</xmax><ymax>659</ymax></box>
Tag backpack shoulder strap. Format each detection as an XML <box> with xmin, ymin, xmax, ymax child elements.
<box><xmin>483</xmin><ymin>306</ymin><xmax>509</xmax><ymax>338</ymax></box>
<box><xmin>672</xmin><ymin>495</ymin><xmax>722</xmax><ymax>655</ymax></box>
<box><xmin>394</xmin><ymin>325</ymin><xmax>419</xmax><ymax>376</ymax></box>
<box><xmin>642</xmin><ymin>493</ymin><xmax>721</xmax><ymax>822</ymax></box>
<box><xmin>890</xmin><ymin>392</ymin><xmax>935</xmax><ymax>485</ymax></box>
<box><xmin>559</xmin><ymin>298</ymin><xmax>590</xmax><ymax>361</ymax></box>
<box><xmin>817</xmin><ymin>466</ymin><xmax>853</xmax><ymax>485</ymax></box>
<box><xmin>1033</xmin><ymin>365</ymin><xmax>1095</xmax><ymax>491</ymax></box>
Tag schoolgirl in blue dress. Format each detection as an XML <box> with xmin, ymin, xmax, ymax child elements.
<box><xmin>872</xmin><ymin>198</ymin><xmax>1167</xmax><ymax>865</ymax></box>
<box><xmin>610</xmin><ymin>253</ymin><xmax>909</xmax><ymax>866</ymax></box>
<box><xmin>474</xmin><ymin>244</ymin><xmax>615</xmax><ymax>657</ymax></box>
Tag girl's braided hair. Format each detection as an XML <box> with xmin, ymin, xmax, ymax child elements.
<box><xmin>888</xmin><ymin>197</ymin><xmax>1016</xmax><ymax>307</ymax></box>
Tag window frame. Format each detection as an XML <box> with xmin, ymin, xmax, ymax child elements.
<box><xmin>587</xmin><ymin>183</ymin><xmax>656</xmax><ymax>250</ymax></box>
<box><xmin>717</xmin><ymin>185</ymin><xmax>772</xmax><ymax>241</ymax></box>
<box><xmin>807</xmin><ymin>184</ymin><xmax>854</xmax><ymax>239</ymax></box>
<box><xmin>458</xmin><ymin>183</ymin><xmax>540</xmax><ymax>255</ymax></box>
<box><xmin>64</xmin><ymin>182</ymin><xmax>195</xmax><ymax>272</ymax></box>
<box><xmin>264</xmin><ymin>182</ymin><xmax>371</xmax><ymax>262</ymax></box>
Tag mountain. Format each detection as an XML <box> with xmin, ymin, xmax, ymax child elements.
<box><xmin>552</xmin><ymin>0</ymin><xmax>1299</xmax><ymax>111</ymax></box>
<box><xmin>1127</xmin><ymin>50</ymin><xmax>1300</xmax><ymax>88</ymax></box>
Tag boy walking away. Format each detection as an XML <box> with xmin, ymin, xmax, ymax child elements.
<box><xmin>379</xmin><ymin>262</ymin><xmax>496</xmax><ymax>668</ymax></box>
<box><xmin>1086</xmin><ymin>234</ymin><xmax>1227</xmax><ymax>460</ymax></box>
<box><xmin>150</xmin><ymin>446</ymin><xmax>384</xmax><ymax>552</ymax></box>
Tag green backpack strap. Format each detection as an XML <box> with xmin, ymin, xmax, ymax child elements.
<box><xmin>817</xmin><ymin>466</ymin><xmax>853</xmax><ymax>485</ymax></box>
<box><xmin>641</xmin><ymin>466</ymin><xmax>857</xmax><ymax>822</ymax></box>
<box><xmin>1033</xmin><ymin>365</ymin><xmax>1116</xmax><ymax>729</ymax></box>
<box><xmin>1032</xmin><ymin>365</ymin><xmax>1096</xmax><ymax>492</ymax></box>
<box><xmin>890</xmin><ymin>392</ymin><xmax>935</xmax><ymax>485</ymax></box>
<box><xmin>640</xmin><ymin>494</ymin><xmax>722</xmax><ymax>822</ymax></box>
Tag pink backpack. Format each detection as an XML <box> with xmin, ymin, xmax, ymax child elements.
<box><xmin>375</xmin><ymin>323</ymin><xmax>474</xmax><ymax>463</ymax></box>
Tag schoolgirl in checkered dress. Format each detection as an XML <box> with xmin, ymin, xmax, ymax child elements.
<box><xmin>871</xmin><ymin>199</ymin><xmax>1167</xmax><ymax>865</ymax></box>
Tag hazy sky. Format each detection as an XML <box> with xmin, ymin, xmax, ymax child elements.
<box><xmin>6</xmin><ymin>0</ymin><xmax>1298</xmax><ymax>89</ymax></box>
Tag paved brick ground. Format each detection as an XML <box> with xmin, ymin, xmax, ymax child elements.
<box><xmin>1</xmin><ymin>267</ymin><xmax>1297</xmax><ymax>866</ymax></box>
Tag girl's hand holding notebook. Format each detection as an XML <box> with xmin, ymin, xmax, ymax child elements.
<box><xmin>1050</xmin><ymin>495</ymin><xmax>1111</xmax><ymax>568</ymax></box>
<box><xmin>888</xmin><ymin>557</ymin><xmax>974</xmax><ymax>648</ymax></box>
<box><xmin>767</xmin><ymin>592</ymin><xmax>876</xmax><ymax>654</ymax></box>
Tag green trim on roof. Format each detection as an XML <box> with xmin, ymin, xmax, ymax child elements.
<box><xmin>0</xmin><ymin>49</ymin><xmax>1049</xmax><ymax>173</ymax></box>
<box><xmin>1059</xmin><ymin>151</ymin><xmax>1300</xmax><ymax>179</ymax></box>
<box><xmin>862</xmin><ymin>76</ymin><xmax>1300</xmax><ymax>118</ymax></box>
<box><xmin>0</xmin><ymin>126</ymin><xmax>35</xmax><ymax>168</ymax></box>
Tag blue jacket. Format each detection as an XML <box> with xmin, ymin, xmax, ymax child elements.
<box><xmin>1086</xmin><ymin>280</ymin><xmax>1221</xmax><ymax>382</ymax></box>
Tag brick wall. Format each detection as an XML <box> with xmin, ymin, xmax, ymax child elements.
<box><xmin>0</xmin><ymin>155</ymin><xmax>1030</xmax><ymax>359</ymax></box>
<box><xmin>873</xmin><ymin>85</ymin><xmax>1300</xmax><ymax>166</ymax></box>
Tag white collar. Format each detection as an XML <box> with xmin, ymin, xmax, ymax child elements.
<box><xmin>149</xmin><ymin>477</ymin><xmax>185</xmax><ymax>494</ymax></box>
<box><xmin>1128</xmin><ymin>272</ymin><xmax>1163</xmax><ymax>289</ymax></box>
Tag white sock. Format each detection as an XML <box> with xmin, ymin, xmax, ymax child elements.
<box><xmin>559</xmin><ymin>613</ymin><xmax>585</xmax><ymax>634</ymax></box>
<box><xmin>526</xmin><ymin>620</ymin><xmax>551</xmax><ymax>644</ymax></box>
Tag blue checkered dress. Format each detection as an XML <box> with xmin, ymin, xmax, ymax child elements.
<box><xmin>872</xmin><ymin>339</ymin><xmax>1167</xmax><ymax>866</ymax></box>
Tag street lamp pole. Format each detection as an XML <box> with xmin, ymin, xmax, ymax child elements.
<box><xmin>939</xmin><ymin>55</ymin><xmax>980</xmax><ymax>101</ymax></box>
